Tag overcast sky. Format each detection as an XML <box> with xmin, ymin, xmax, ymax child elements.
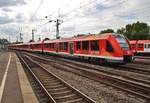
<box><xmin>0</xmin><ymin>0</ymin><xmax>150</xmax><ymax>42</ymax></box>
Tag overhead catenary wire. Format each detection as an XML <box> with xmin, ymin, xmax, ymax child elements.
<box><xmin>36</xmin><ymin>0</ymin><xmax>150</xmax><ymax>39</ymax></box>
<box><xmin>61</xmin><ymin>0</ymin><xmax>127</xmax><ymax>23</ymax></box>
<box><xmin>62</xmin><ymin>0</ymin><xmax>150</xmax><ymax>24</ymax></box>
<box><xmin>39</xmin><ymin>0</ymin><xmax>127</xmax><ymax>26</ymax></box>
<box><xmin>30</xmin><ymin>0</ymin><xmax>45</xmax><ymax>21</ymax></box>
<box><xmin>45</xmin><ymin>0</ymin><xmax>100</xmax><ymax>19</ymax></box>
<box><xmin>37</xmin><ymin>0</ymin><xmax>150</xmax><ymax>29</ymax></box>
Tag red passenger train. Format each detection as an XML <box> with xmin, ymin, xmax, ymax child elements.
<box><xmin>9</xmin><ymin>33</ymin><xmax>133</xmax><ymax>64</ymax></box>
<box><xmin>129</xmin><ymin>40</ymin><xmax>150</xmax><ymax>55</ymax></box>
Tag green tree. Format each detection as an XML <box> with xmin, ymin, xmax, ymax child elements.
<box><xmin>117</xmin><ymin>27</ymin><xmax>126</xmax><ymax>34</ymax></box>
<box><xmin>0</xmin><ymin>39</ymin><xmax>9</xmax><ymax>45</ymax></box>
<box><xmin>117</xmin><ymin>21</ymin><xmax>150</xmax><ymax>40</ymax></box>
<box><xmin>29</xmin><ymin>40</ymin><xmax>34</xmax><ymax>42</ymax></box>
<box><xmin>43</xmin><ymin>38</ymin><xmax>50</xmax><ymax>41</ymax></box>
<box><xmin>100</xmin><ymin>29</ymin><xmax>114</xmax><ymax>33</ymax></box>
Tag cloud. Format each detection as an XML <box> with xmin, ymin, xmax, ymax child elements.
<box><xmin>0</xmin><ymin>0</ymin><xmax>26</xmax><ymax>7</ymax></box>
<box><xmin>2</xmin><ymin>8</ymin><xmax>13</xmax><ymax>12</ymax></box>
<box><xmin>0</xmin><ymin>27</ymin><xmax>17</xmax><ymax>34</ymax></box>
<box><xmin>0</xmin><ymin>16</ymin><xmax>14</xmax><ymax>24</ymax></box>
<box><xmin>15</xmin><ymin>13</ymin><xmax>28</xmax><ymax>23</ymax></box>
<box><xmin>61</xmin><ymin>24</ymin><xmax>76</xmax><ymax>31</ymax></box>
<box><xmin>63</xmin><ymin>0</ymin><xmax>150</xmax><ymax>33</ymax></box>
<box><xmin>0</xmin><ymin>0</ymin><xmax>150</xmax><ymax>42</ymax></box>
<box><xmin>0</xmin><ymin>26</ymin><xmax>17</xmax><ymax>41</ymax></box>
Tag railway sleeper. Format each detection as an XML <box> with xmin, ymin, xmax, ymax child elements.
<box><xmin>47</xmin><ymin>88</ymin><xmax>69</xmax><ymax>94</ymax></box>
<box><xmin>51</xmin><ymin>90</ymin><xmax>73</xmax><ymax>97</ymax></box>
<box><xmin>42</xmin><ymin>79</ymin><xmax>59</xmax><ymax>83</ymax></box>
<box><xmin>47</xmin><ymin>84</ymin><xmax>64</xmax><ymax>89</ymax></box>
<box><xmin>57</xmin><ymin>98</ymin><xmax>84</xmax><ymax>103</ymax></box>
<box><xmin>44</xmin><ymin>81</ymin><xmax>61</xmax><ymax>86</ymax></box>
<box><xmin>38</xmin><ymin>76</ymin><xmax>53</xmax><ymax>79</ymax></box>
<box><xmin>54</xmin><ymin>93</ymin><xmax>76</xmax><ymax>99</ymax></box>
<box><xmin>47</xmin><ymin>87</ymin><xmax>68</xmax><ymax>92</ymax></box>
<box><xmin>21</xmin><ymin>54</ymin><xmax>96</xmax><ymax>103</ymax></box>
<box><xmin>44</xmin><ymin>85</ymin><xmax>65</xmax><ymax>90</ymax></box>
<box><xmin>55</xmin><ymin>94</ymin><xmax>82</xmax><ymax>103</ymax></box>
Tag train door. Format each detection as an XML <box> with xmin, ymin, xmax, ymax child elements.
<box><xmin>144</xmin><ymin>43</ymin><xmax>150</xmax><ymax>52</ymax></box>
<box><xmin>56</xmin><ymin>43</ymin><xmax>59</xmax><ymax>52</ymax></box>
<box><xmin>69</xmin><ymin>42</ymin><xmax>74</xmax><ymax>54</ymax></box>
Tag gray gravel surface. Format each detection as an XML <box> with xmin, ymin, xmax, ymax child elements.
<box><xmin>40</xmin><ymin>63</ymin><xmax>147</xmax><ymax>103</ymax></box>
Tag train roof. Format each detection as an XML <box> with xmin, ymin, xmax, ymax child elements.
<box><xmin>9</xmin><ymin>33</ymin><xmax>124</xmax><ymax>46</ymax></box>
<box><xmin>137</xmin><ymin>40</ymin><xmax>150</xmax><ymax>43</ymax></box>
<box><xmin>44</xmin><ymin>33</ymin><xmax>116</xmax><ymax>43</ymax></box>
<box><xmin>129</xmin><ymin>40</ymin><xmax>137</xmax><ymax>44</ymax></box>
<box><xmin>9</xmin><ymin>42</ymin><xmax>30</xmax><ymax>46</ymax></box>
<box><xmin>129</xmin><ymin>40</ymin><xmax>150</xmax><ymax>44</ymax></box>
<box><xmin>29</xmin><ymin>41</ymin><xmax>42</xmax><ymax>44</ymax></box>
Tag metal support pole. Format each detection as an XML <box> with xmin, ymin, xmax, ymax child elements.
<box><xmin>56</xmin><ymin>19</ymin><xmax>59</xmax><ymax>39</ymax></box>
<box><xmin>32</xmin><ymin>29</ymin><xmax>34</xmax><ymax>41</ymax></box>
<box><xmin>20</xmin><ymin>33</ymin><xmax>23</xmax><ymax>42</ymax></box>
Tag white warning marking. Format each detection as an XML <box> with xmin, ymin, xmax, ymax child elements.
<box><xmin>0</xmin><ymin>53</ymin><xmax>11</xmax><ymax>102</ymax></box>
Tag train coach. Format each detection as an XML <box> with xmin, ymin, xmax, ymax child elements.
<box><xmin>130</xmin><ymin>40</ymin><xmax>150</xmax><ymax>55</ymax></box>
<box><xmin>8</xmin><ymin>43</ymin><xmax>31</xmax><ymax>51</ymax></box>
<box><xmin>9</xmin><ymin>33</ymin><xmax>133</xmax><ymax>64</ymax></box>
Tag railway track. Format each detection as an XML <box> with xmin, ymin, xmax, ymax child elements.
<box><xmin>134</xmin><ymin>56</ymin><xmax>150</xmax><ymax>60</ymax></box>
<box><xmin>119</xmin><ymin>64</ymin><xmax>150</xmax><ymax>75</ymax></box>
<box><xmin>133</xmin><ymin>60</ymin><xmax>150</xmax><ymax>65</ymax></box>
<box><xmin>113</xmin><ymin>65</ymin><xmax>150</xmax><ymax>76</ymax></box>
<box><xmin>23</xmin><ymin>52</ymin><xmax>150</xmax><ymax>101</ymax></box>
<box><xmin>17</xmin><ymin>53</ymin><xmax>96</xmax><ymax>103</ymax></box>
<box><xmin>25</xmin><ymin>52</ymin><xmax>150</xmax><ymax>75</ymax></box>
<box><xmin>25</xmin><ymin>52</ymin><xmax>150</xmax><ymax>78</ymax></box>
<box><xmin>133</xmin><ymin>56</ymin><xmax>150</xmax><ymax>65</ymax></box>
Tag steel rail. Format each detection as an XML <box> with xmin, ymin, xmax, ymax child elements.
<box><xmin>24</xmin><ymin>52</ymin><xmax>150</xmax><ymax>101</ymax></box>
<box><xmin>18</xmin><ymin>53</ymin><xmax>96</xmax><ymax>103</ymax></box>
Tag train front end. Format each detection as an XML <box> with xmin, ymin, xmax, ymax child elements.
<box><xmin>114</xmin><ymin>34</ymin><xmax>133</xmax><ymax>63</ymax></box>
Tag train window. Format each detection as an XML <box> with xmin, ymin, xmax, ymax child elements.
<box><xmin>148</xmin><ymin>44</ymin><xmax>150</xmax><ymax>48</ymax></box>
<box><xmin>59</xmin><ymin>42</ymin><xmax>63</xmax><ymax>50</ymax></box>
<box><xmin>131</xmin><ymin>44</ymin><xmax>136</xmax><ymax>47</ymax></box>
<box><xmin>44</xmin><ymin>43</ymin><xmax>50</xmax><ymax>48</ymax></box>
<box><xmin>138</xmin><ymin>44</ymin><xmax>143</xmax><ymax>48</ymax></box>
<box><xmin>49</xmin><ymin>43</ymin><xmax>51</xmax><ymax>48</ymax></box>
<box><xmin>35</xmin><ymin>44</ymin><xmax>40</xmax><ymax>48</ymax></box>
<box><xmin>82</xmin><ymin>41</ymin><xmax>89</xmax><ymax>50</ymax></box>
<box><xmin>51</xmin><ymin>43</ymin><xmax>54</xmax><ymax>49</ymax></box>
<box><xmin>64</xmin><ymin>42</ymin><xmax>68</xmax><ymax>50</ymax></box>
<box><xmin>106</xmin><ymin>41</ymin><xmax>113</xmax><ymax>52</ymax></box>
<box><xmin>115</xmin><ymin>35</ymin><xmax>129</xmax><ymax>50</ymax></box>
<box><xmin>76</xmin><ymin>42</ymin><xmax>81</xmax><ymax>50</ymax></box>
<box><xmin>131</xmin><ymin>44</ymin><xmax>136</xmax><ymax>49</ymax></box>
<box><xmin>91</xmin><ymin>40</ymin><xmax>99</xmax><ymax>51</ymax></box>
<box><xmin>145</xmin><ymin>44</ymin><xmax>147</xmax><ymax>48</ymax></box>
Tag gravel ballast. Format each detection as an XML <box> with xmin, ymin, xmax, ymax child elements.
<box><xmin>41</xmin><ymin>63</ymin><xmax>147</xmax><ymax>103</ymax></box>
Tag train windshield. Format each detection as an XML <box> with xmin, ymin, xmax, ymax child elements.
<box><xmin>115</xmin><ymin>35</ymin><xmax>130</xmax><ymax>50</ymax></box>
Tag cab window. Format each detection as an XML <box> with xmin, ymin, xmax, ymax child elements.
<box><xmin>138</xmin><ymin>44</ymin><xmax>143</xmax><ymax>48</ymax></box>
<box><xmin>106</xmin><ymin>41</ymin><xmax>113</xmax><ymax>52</ymax></box>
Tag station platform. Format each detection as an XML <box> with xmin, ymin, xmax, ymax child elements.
<box><xmin>0</xmin><ymin>51</ymin><xmax>38</xmax><ymax>103</ymax></box>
